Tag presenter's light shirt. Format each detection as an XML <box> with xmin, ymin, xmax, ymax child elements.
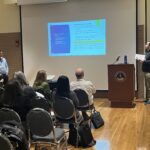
<box><xmin>0</xmin><ymin>57</ymin><xmax>9</xmax><ymax>75</ymax></box>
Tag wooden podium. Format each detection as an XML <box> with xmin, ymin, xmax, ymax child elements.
<box><xmin>108</xmin><ymin>64</ymin><xmax>135</xmax><ymax>108</ymax></box>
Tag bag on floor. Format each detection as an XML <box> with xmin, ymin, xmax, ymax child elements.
<box><xmin>91</xmin><ymin>109</ymin><xmax>104</xmax><ymax>129</ymax></box>
<box><xmin>67</xmin><ymin>125</ymin><xmax>78</xmax><ymax>146</ymax></box>
<box><xmin>68</xmin><ymin>123</ymin><xmax>96</xmax><ymax>148</ymax></box>
<box><xmin>0</xmin><ymin>120</ymin><xmax>28</xmax><ymax>150</ymax></box>
<box><xmin>78</xmin><ymin>123</ymin><xmax>96</xmax><ymax>148</ymax></box>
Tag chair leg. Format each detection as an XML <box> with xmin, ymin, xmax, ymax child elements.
<box><xmin>35</xmin><ymin>144</ymin><xmax>38</xmax><ymax>150</ymax></box>
<box><xmin>65</xmin><ymin>135</ymin><xmax>68</xmax><ymax>150</ymax></box>
<box><xmin>35</xmin><ymin>144</ymin><xmax>41</xmax><ymax>150</ymax></box>
<box><xmin>75</xmin><ymin>125</ymin><xmax>80</xmax><ymax>147</ymax></box>
<box><xmin>82</xmin><ymin>111</ymin><xmax>89</xmax><ymax>121</ymax></box>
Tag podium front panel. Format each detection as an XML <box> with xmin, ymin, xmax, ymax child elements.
<box><xmin>108</xmin><ymin>64</ymin><xmax>135</xmax><ymax>107</ymax></box>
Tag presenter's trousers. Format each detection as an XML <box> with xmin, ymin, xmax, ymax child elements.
<box><xmin>145</xmin><ymin>73</ymin><xmax>150</xmax><ymax>100</ymax></box>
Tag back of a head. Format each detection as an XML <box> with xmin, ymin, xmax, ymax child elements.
<box><xmin>75</xmin><ymin>68</ymin><xmax>84</xmax><ymax>80</ymax></box>
<box><xmin>56</xmin><ymin>75</ymin><xmax>70</xmax><ymax>96</ymax></box>
<box><xmin>3</xmin><ymin>79</ymin><xmax>23</xmax><ymax>105</ymax></box>
<box><xmin>145</xmin><ymin>42</ymin><xmax>150</xmax><ymax>52</ymax></box>
<box><xmin>35</xmin><ymin>70</ymin><xmax>47</xmax><ymax>83</ymax></box>
<box><xmin>14</xmin><ymin>71</ymin><xmax>29</xmax><ymax>87</ymax></box>
<box><xmin>24</xmin><ymin>86</ymin><xmax>36</xmax><ymax>99</ymax></box>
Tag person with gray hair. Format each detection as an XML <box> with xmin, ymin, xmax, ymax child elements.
<box><xmin>13</xmin><ymin>71</ymin><xmax>36</xmax><ymax>99</ymax></box>
<box><xmin>14</xmin><ymin>71</ymin><xmax>29</xmax><ymax>89</ymax></box>
<box><xmin>71</xmin><ymin>67</ymin><xmax>96</xmax><ymax>105</ymax></box>
<box><xmin>70</xmin><ymin>68</ymin><xmax>96</xmax><ymax>120</ymax></box>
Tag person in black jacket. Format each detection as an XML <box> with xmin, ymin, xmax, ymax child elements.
<box><xmin>53</xmin><ymin>75</ymin><xmax>83</xmax><ymax>123</ymax></box>
<box><xmin>142</xmin><ymin>42</ymin><xmax>150</xmax><ymax>103</ymax></box>
<box><xmin>0</xmin><ymin>79</ymin><xmax>33</xmax><ymax>122</ymax></box>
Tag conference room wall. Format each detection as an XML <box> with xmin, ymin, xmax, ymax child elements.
<box><xmin>147</xmin><ymin>0</ymin><xmax>150</xmax><ymax>41</ymax></box>
<box><xmin>0</xmin><ymin>3</ymin><xmax>20</xmax><ymax>33</ymax></box>
<box><xmin>0</xmin><ymin>1</ymin><xmax>148</xmax><ymax>97</ymax></box>
<box><xmin>21</xmin><ymin>0</ymin><xmax>136</xmax><ymax>90</ymax></box>
<box><xmin>0</xmin><ymin>3</ymin><xmax>22</xmax><ymax>79</ymax></box>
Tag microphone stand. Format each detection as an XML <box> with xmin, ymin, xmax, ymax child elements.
<box><xmin>113</xmin><ymin>56</ymin><xmax>120</xmax><ymax>64</ymax></box>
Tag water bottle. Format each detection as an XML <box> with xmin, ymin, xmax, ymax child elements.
<box><xmin>124</xmin><ymin>55</ymin><xmax>127</xmax><ymax>64</ymax></box>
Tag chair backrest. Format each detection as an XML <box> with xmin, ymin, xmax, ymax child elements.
<box><xmin>74</xmin><ymin>89</ymin><xmax>89</xmax><ymax>107</ymax></box>
<box><xmin>31</xmin><ymin>96</ymin><xmax>51</xmax><ymax>112</ymax></box>
<box><xmin>0</xmin><ymin>108</ymin><xmax>21</xmax><ymax>124</ymax></box>
<box><xmin>26</xmin><ymin>108</ymin><xmax>53</xmax><ymax>137</ymax></box>
<box><xmin>0</xmin><ymin>87</ymin><xmax>4</xmax><ymax>97</ymax></box>
<box><xmin>53</xmin><ymin>96</ymin><xmax>75</xmax><ymax>120</ymax></box>
<box><xmin>0</xmin><ymin>134</ymin><xmax>14</xmax><ymax>150</ymax></box>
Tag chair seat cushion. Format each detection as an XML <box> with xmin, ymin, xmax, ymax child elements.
<box><xmin>77</xmin><ymin>104</ymin><xmax>94</xmax><ymax>110</ymax></box>
<box><xmin>32</xmin><ymin>128</ymin><xmax>65</xmax><ymax>142</ymax></box>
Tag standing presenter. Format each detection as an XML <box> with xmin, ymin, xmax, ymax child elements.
<box><xmin>142</xmin><ymin>42</ymin><xmax>150</xmax><ymax>103</ymax></box>
<box><xmin>0</xmin><ymin>49</ymin><xmax>9</xmax><ymax>85</ymax></box>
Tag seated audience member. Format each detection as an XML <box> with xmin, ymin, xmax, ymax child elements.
<box><xmin>70</xmin><ymin>68</ymin><xmax>96</xmax><ymax>120</ymax></box>
<box><xmin>53</xmin><ymin>75</ymin><xmax>82</xmax><ymax>121</ymax></box>
<box><xmin>13</xmin><ymin>71</ymin><xmax>29</xmax><ymax>89</ymax></box>
<box><xmin>71</xmin><ymin>67</ymin><xmax>96</xmax><ymax>105</ymax></box>
<box><xmin>0</xmin><ymin>79</ymin><xmax>33</xmax><ymax>122</ymax></box>
<box><xmin>13</xmin><ymin>71</ymin><xmax>36</xmax><ymax>99</ymax></box>
<box><xmin>33</xmin><ymin>70</ymin><xmax>52</xmax><ymax>104</ymax></box>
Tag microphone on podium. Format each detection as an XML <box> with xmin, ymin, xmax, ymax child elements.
<box><xmin>113</xmin><ymin>56</ymin><xmax>120</xmax><ymax>64</ymax></box>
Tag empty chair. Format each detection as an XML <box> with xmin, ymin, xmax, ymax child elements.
<box><xmin>0</xmin><ymin>108</ymin><xmax>21</xmax><ymax>124</ymax></box>
<box><xmin>0</xmin><ymin>134</ymin><xmax>14</xmax><ymax>150</ymax></box>
<box><xmin>26</xmin><ymin>108</ymin><xmax>67</xmax><ymax>150</ymax></box>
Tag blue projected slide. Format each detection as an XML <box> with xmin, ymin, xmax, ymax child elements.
<box><xmin>48</xmin><ymin>19</ymin><xmax>106</xmax><ymax>56</ymax></box>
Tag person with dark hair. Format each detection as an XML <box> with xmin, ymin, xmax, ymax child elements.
<box><xmin>142</xmin><ymin>42</ymin><xmax>150</xmax><ymax>103</ymax></box>
<box><xmin>53</xmin><ymin>75</ymin><xmax>83</xmax><ymax>120</ymax></box>
<box><xmin>33</xmin><ymin>70</ymin><xmax>52</xmax><ymax>104</ymax></box>
<box><xmin>71</xmin><ymin>68</ymin><xmax>96</xmax><ymax>105</ymax></box>
<box><xmin>0</xmin><ymin>79</ymin><xmax>33</xmax><ymax>122</ymax></box>
<box><xmin>54</xmin><ymin>75</ymin><xmax>79</xmax><ymax>107</ymax></box>
<box><xmin>0</xmin><ymin>50</ymin><xmax>9</xmax><ymax>85</ymax></box>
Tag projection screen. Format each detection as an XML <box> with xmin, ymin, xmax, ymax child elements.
<box><xmin>21</xmin><ymin>0</ymin><xmax>136</xmax><ymax>90</ymax></box>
